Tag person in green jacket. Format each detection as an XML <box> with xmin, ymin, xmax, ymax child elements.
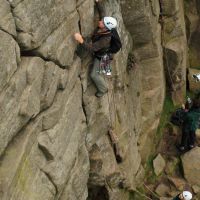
<box><xmin>177</xmin><ymin>99</ymin><xmax>200</xmax><ymax>152</ymax></box>
<box><xmin>74</xmin><ymin>0</ymin><xmax>117</xmax><ymax>97</ymax></box>
<box><xmin>172</xmin><ymin>191</ymin><xmax>192</xmax><ymax>200</ymax></box>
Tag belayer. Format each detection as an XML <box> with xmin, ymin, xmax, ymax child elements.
<box><xmin>74</xmin><ymin>0</ymin><xmax>122</xmax><ymax>97</ymax></box>
<box><xmin>176</xmin><ymin>98</ymin><xmax>200</xmax><ymax>152</ymax></box>
<box><xmin>172</xmin><ymin>191</ymin><xmax>192</xmax><ymax>200</ymax></box>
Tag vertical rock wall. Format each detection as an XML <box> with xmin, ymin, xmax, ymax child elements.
<box><xmin>185</xmin><ymin>0</ymin><xmax>200</xmax><ymax>93</ymax></box>
<box><xmin>0</xmin><ymin>0</ymin><xmax>188</xmax><ymax>200</ymax></box>
<box><xmin>121</xmin><ymin>0</ymin><xmax>165</xmax><ymax>162</ymax></box>
<box><xmin>161</xmin><ymin>0</ymin><xmax>187</xmax><ymax>104</ymax></box>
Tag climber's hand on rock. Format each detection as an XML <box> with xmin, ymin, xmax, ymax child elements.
<box><xmin>74</xmin><ymin>33</ymin><xmax>84</xmax><ymax>44</ymax></box>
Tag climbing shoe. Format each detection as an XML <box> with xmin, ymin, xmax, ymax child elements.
<box><xmin>176</xmin><ymin>145</ymin><xmax>187</xmax><ymax>153</ymax></box>
<box><xmin>95</xmin><ymin>90</ymin><xmax>108</xmax><ymax>98</ymax></box>
<box><xmin>189</xmin><ymin>145</ymin><xmax>195</xmax><ymax>150</ymax></box>
<box><xmin>106</xmin><ymin>71</ymin><xmax>111</xmax><ymax>76</ymax></box>
<box><xmin>95</xmin><ymin>92</ymin><xmax>105</xmax><ymax>98</ymax></box>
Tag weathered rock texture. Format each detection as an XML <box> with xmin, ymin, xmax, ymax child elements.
<box><xmin>182</xmin><ymin>147</ymin><xmax>200</xmax><ymax>186</ymax></box>
<box><xmin>120</xmin><ymin>0</ymin><xmax>165</xmax><ymax>164</ymax></box>
<box><xmin>185</xmin><ymin>0</ymin><xmax>200</xmax><ymax>93</ymax></box>
<box><xmin>0</xmin><ymin>0</ymin><xmax>195</xmax><ymax>200</ymax></box>
<box><xmin>162</xmin><ymin>0</ymin><xmax>187</xmax><ymax>104</ymax></box>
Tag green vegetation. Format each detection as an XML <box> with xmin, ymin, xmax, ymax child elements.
<box><xmin>156</xmin><ymin>95</ymin><xmax>175</xmax><ymax>142</ymax></box>
<box><xmin>129</xmin><ymin>188</ymin><xmax>146</xmax><ymax>200</ymax></box>
<box><xmin>186</xmin><ymin>91</ymin><xmax>195</xmax><ymax>100</ymax></box>
<box><xmin>188</xmin><ymin>48</ymin><xmax>200</xmax><ymax>68</ymax></box>
<box><xmin>137</xmin><ymin>96</ymin><xmax>175</xmax><ymax>186</ymax></box>
<box><xmin>145</xmin><ymin>154</ymin><xmax>157</xmax><ymax>183</ymax></box>
<box><xmin>130</xmin><ymin>93</ymin><xmax>199</xmax><ymax>199</ymax></box>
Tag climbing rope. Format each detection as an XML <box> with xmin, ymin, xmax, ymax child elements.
<box><xmin>104</xmin><ymin>67</ymin><xmax>117</xmax><ymax>130</ymax></box>
<box><xmin>134</xmin><ymin>189</ymin><xmax>154</xmax><ymax>200</ymax></box>
<box><xmin>134</xmin><ymin>183</ymin><xmax>162</xmax><ymax>200</ymax></box>
<box><xmin>110</xmin><ymin>75</ymin><xmax>118</xmax><ymax>128</ymax></box>
<box><xmin>143</xmin><ymin>183</ymin><xmax>160</xmax><ymax>199</ymax></box>
<box><xmin>106</xmin><ymin>75</ymin><xmax>114</xmax><ymax>129</ymax></box>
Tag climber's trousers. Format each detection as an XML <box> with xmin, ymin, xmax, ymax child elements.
<box><xmin>90</xmin><ymin>58</ymin><xmax>108</xmax><ymax>93</ymax></box>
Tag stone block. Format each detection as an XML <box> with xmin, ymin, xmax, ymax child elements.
<box><xmin>19</xmin><ymin>57</ymin><xmax>45</xmax><ymax>118</ymax></box>
<box><xmin>192</xmin><ymin>185</ymin><xmax>200</xmax><ymax>194</ymax></box>
<box><xmin>40</xmin><ymin>62</ymin><xmax>60</xmax><ymax>110</ymax></box>
<box><xmin>77</xmin><ymin>0</ymin><xmax>94</xmax><ymax>37</ymax></box>
<box><xmin>165</xmin><ymin>157</ymin><xmax>179</xmax><ymax>176</ymax></box>
<box><xmin>25</xmin><ymin>57</ymin><xmax>45</xmax><ymax>86</ymax></box>
<box><xmin>58</xmin><ymin>69</ymin><xmax>68</xmax><ymax>90</ymax></box>
<box><xmin>0</xmin><ymin>120</ymin><xmax>43</xmax><ymax>199</ymax></box>
<box><xmin>181</xmin><ymin>147</ymin><xmax>200</xmax><ymax>186</ymax></box>
<box><xmin>161</xmin><ymin>0</ymin><xmax>179</xmax><ymax>16</ymax></box>
<box><xmin>0</xmin><ymin>0</ymin><xmax>16</xmax><ymax>36</ymax></box>
<box><xmin>9</xmin><ymin>144</ymin><xmax>56</xmax><ymax>200</ymax></box>
<box><xmin>59</xmin><ymin>145</ymin><xmax>89</xmax><ymax>200</ymax></box>
<box><xmin>13</xmin><ymin>0</ymin><xmax>76</xmax><ymax>50</ymax></box>
<box><xmin>19</xmin><ymin>85</ymin><xmax>41</xmax><ymax>118</ymax></box>
<box><xmin>0</xmin><ymin>30</ymin><xmax>20</xmax><ymax>94</ymax></box>
<box><xmin>0</xmin><ymin>62</ymin><xmax>27</xmax><ymax>156</ymax></box>
<box><xmin>7</xmin><ymin>0</ymin><xmax>23</xmax><ymax>8</ymax></box>
<box><xmin>188</xmin><ymin>68</ymin><xmax>200</xmax><ymax>92</ymax></box>
<box><xmin>40</xmin><ymin>83</ymin><xmax>87</xmax><ymax>194</ymax></box>
<box><xmin>42</xmin><ymin>105</ymin><xmax>62</xmax><ymax>130</ymax></box>
<box><xmin>155</xmin><ymin>183</ymin><xmax>171</xmax><ymax>196</ymax></box>
<box><xmin>35</xmin><ymin>11</ymin><xmax>79</xmax><ymax>67</ymax></box>
<box><xmin>153</xmin><ymin>154</ymin><xmax>166</xmax><ymax>176</ymax></box>
<box><xmin>168</xmin><ymin>176</ymin><xmax>186</xmax><ymax>191</ymax></box>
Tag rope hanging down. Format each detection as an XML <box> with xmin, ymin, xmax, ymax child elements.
<box><xmin>134</xmin><ymin>182</ymin><xmax>161</xmax><ymax>200</ymax></box>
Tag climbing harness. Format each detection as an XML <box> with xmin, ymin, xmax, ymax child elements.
<box><xmin>97</xmin><ymin>54</ymin><xmax>112</xmax><ymax>75</ymax></box>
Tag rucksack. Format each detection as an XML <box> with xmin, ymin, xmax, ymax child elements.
<box><xmin>109</xmin><ymin>28</ymin><xmax>122</xmax><ymax>54</ymax></box>
<box><xmin>170</xmin><ymin>108</ymin><xmax>185</xmax><ymax>126</ymax></box>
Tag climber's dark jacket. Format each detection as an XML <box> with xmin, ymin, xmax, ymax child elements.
<box><xmin>172</xmin><ymin>194</ymin><xmax>181</xmax><ymax>200</ymax></box>
<box><xmin>82</xmin><ymin>30</ymin><xmax>111</xmax><ymax>58</ymax></box>
<box><xmin>182</xmin><ymin>108</ymin><xmax>200</xmax><ymax>132</ymax></box>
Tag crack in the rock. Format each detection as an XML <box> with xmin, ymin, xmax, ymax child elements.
<box><xmin>76</xmin><ymin>3</ymin><xmax>83</xmax><ymax>34</ymax></box>
<box><xmin>0</xmin><ymin>117</ymin><xmax>32</xmax><ymax>160</ymax></box>
<box><xmin>21</xmin><ymin>50</ymin><xmax>70</xmax><ymax>69</ymax></box>
<box><xmin>0</xmin><ymin>27</ymin><xmax>15</xmax><ymax>39</ymax></box>
<box><xmin>6</xmin><ymin>0</ymin><xmax>24</xmax><ymax>8</ymax></box>
<box><xmin>40</xmin><ymin>168</ymin><xmax>58</xmax><ymax>196</ymax></box>
<box><xmin>38</xmin><ymin>143</ymin><xmax>54</xmax><ymax>161</ymax></box>
<box><xmin>79</xmin><ymin>76</ymin><xmax>88</xmax><ymax>125</ymax></box>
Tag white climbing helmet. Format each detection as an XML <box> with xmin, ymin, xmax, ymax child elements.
<box><xmin>103</xmin><ymin>17</ymin><xmax>117</xmax><ymax>30</ymax></box>
<box><xmin>182</xmin><ymin>191</ymin><xmax>192</xmax><ymax>200</ymax></box>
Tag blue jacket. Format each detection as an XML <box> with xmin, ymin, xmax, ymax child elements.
<box><xmin>183</xmin><ymin>108</ymin><xmax>200</xmax><ymax>132</ymax></box>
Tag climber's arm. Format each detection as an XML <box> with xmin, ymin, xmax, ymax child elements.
<box><xmin>74</xmin><ymin>33</ymin><xmax>110</xmax><ymax>53</ymax></box>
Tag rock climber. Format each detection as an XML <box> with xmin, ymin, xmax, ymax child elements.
<box><xmin>177</xmin><ymin>98</ymin><xmax>200</xmax><ymax>152</ymax></box>
<box><xmin>172</xmin><ymin>191</ymin><xmax>192</xmax><ymax>200</ymax></box>
<box><xmin>74</xmin><ymin>0</ymin><xmax>119</xmax><ymax>97</ymax></box>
